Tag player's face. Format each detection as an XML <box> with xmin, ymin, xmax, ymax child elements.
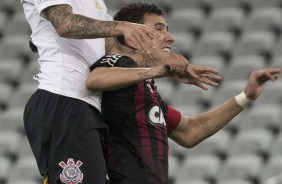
<box><xmin>143</xmin><ymin>14</ymin><xmax>175</xmax><ymax>53</ymax></box>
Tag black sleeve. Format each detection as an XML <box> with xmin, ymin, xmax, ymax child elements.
<box><xmin>90</xmin><ymin>54</ymin><xmax>138</xmax><ymax>71</ymax></box>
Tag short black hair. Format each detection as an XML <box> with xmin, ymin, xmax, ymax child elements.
<box><xmin>113</xmin><ymin>3</ymin><xmax>164</xmax><ymax>45</ymax></box>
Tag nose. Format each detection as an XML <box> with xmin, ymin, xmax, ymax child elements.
<box><xmin>164</xmin><ymin>30</ymin><xmax>175</xmax><ymax>44</ymax></box>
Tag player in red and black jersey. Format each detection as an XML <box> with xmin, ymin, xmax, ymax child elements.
<box><xmin>87</xmin><ymin>3</ymin><xmax>281</xmax><ymax>184</ymax></box>
<box><xmin>90</xmin><ymin>54</ymin><xmax>182</xmax><ymax>183</ymax></box>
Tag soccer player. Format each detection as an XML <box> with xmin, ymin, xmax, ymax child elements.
<box><xmin>21</xmin><ymin>0</ymin><xmax>192</xmax><ymax>183</ymax></box>
<box><xmin>22</xmin><ymin>0</ymin><xmax>221</xmax><ymax>183</ymax></box>
<box><xmin>86</xmin><ymin>3</ymin><xmax>281</xmax><ymax>184</ymax></box>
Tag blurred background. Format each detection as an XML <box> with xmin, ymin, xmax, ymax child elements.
<box><xmin>0</xmin><ymin>0</ymin><xmax>282</xmax><ymax>183</ymax></box>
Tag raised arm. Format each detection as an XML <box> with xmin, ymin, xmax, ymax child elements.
<box><xmin>43</xmin><ymin>4</ymin><xmax>161</xmax><ymax>50</ymax></box>
<box><xmin>169</xmin><ymin>68</ymin><xmax>281</xmax><ymax>148</ymax></box>
<box><xmin>105</xmin><ymin>37</ymin><xmax>222</xmax><ymax>92</ymax></box>
<box><xmin>85</xmin><ymin>53</ymin><xmax>190</xmax><ymax>92</ymax></box>
<box><xmin>86</xmin><ymin>66</ymin><xmax>164</xmax><ymax>92</ymax></box>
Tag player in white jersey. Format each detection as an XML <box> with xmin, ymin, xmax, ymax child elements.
<box><xmin>21</xmin><ymin>0</ymin><xmax>190</xmax><ymax>184</ymax></box>
<box><xmin>21</xmin><ymin>0</ymin><xmax>226</xmax><ymax>183</ymax></box>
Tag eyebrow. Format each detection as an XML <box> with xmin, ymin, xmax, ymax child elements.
<box><xmin>154</xmin><ymin>22</ymin><xmax>166</xmax><ymax>27</ymax></box>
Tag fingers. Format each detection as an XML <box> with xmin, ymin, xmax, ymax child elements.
<box><xmin>244</xmin><ymin>68</ymin><xmax>280</xmax><ymax>100</ymax></box>
<box><xmin>193</xmin><ymin>65</ymin><xmax>219</xmax><ymax>74</ymax></box>
<box><xmin>124</xmin><ymin>23</ymin><xmax>162</xmax><ymax>51</ymax></box>
<box><xmin>177</xmin><ymin>76</ymin><xmax>209</xmax><ymax>90</ymax></box>
<box><xmin>133</xmin><ymin>28</ymin><xmax>156</xmax><ymax>51</ymax></box>
<box><xmin>261</xmin><ymin>68</ymin><xmax>281</xmax><ymax>81</ymax></box>
<box><xmin>198</xmin><ymin>76</ymin><xmax>219</xmax><ymax>87</ymax></box>
<box><xmin>199</xmin><ymin>73</ymin><xmax>222</xmax><ymax>85</ymax></box>
<box><xmin>140</xmin><ymin>25</ymin><xmax>163</xmax><ymax>46</ymax></box>
<box><xmin>125</xmin><ymin>37</ymin><xmax>143</xmax><ymax>50</ymax></box>
<box><xmin>190</xmin><ymin>65</ymin><xmax>222</xmax><ymax>88</ymax></box>
<box><xmin>250</xmin><ymin>68</ymin><xmax>281</xmax><ymax>85</ymax></box>
<box><xmin>194</xmin><ymin>81</ymin><xmax>209</xmax><ymax>90</ymax></box>
<box><xmin>145</xmin><ymin>27</ymin><xmax>162</xmax><ymax>41</ymax></box>
<box><xmin>264</xmin><ymin>71</ymin><xmax>277</xmax><ymax>81</ymax></box>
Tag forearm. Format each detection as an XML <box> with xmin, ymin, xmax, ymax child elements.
<box><xmin>58</xmin><ymin>15</ymin><xmax>121</xmax><ymax>39</ymax></box>
<box><xmin>171</xmin><ymin>68</ymin><xmax>281</xmax><ymax>148</ymax></box>
<box><xmin>171</xmin><ymin>97</ymin><xmax>244</xmax><ymax>148</ymax></box>
<box><xmin>189</xmin><ymin>98</ymin><xmax>243</xmax><ymax>145</ymax></box>
<box><xmin>44</xmin><ymin>5</ymin><xmax>123</xmax><ymax>39</ymax></box>
<box><xmin>86</xmin><ymin>67</ymin><xmax>162</xmax><ymax>92</ymax></box>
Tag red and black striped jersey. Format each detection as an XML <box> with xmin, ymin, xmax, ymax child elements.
<box><xmin>91</xmin><ymin>54</ymin><xmax>179</xmax><ymax>184</ymax></box>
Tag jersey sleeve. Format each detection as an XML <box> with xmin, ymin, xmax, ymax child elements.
<box><xmin>165</xmin><ymin>106</ymin><xmax>181</xmax><ymax>136</ymax></box>
<box><xmin>90</xmin><ymin>54</ymin><xmax>137</xmax><ymax>71</ymax></box>
<box><xmin>34</xmin><ymin>0</ymin><xmax>72</xmax><ymax>15</ymax></box>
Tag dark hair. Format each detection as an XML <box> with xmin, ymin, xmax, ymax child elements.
<box><xmin>113</xmin><ymin>3</ymin><xmax>164</xmax><ymax>45</ymax></box>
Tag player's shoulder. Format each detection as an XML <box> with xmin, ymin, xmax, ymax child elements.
<box><xmin>100</xmin><ymin>54</ymin><xmax>136</xmax><ymax>67</ymax></box>
<box><xmin>97</xmin><ymin>54</ymin><xmax>122</xmax><ymax>66</ymax></box>
<box><xmin>90</xmin><ymin>54</ymin><xmax>137</xmax><ymax>71</ymax></box>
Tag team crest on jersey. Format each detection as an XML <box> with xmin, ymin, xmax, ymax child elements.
<box><xmin>101</xmin><ymin>54</ymin><xmax>122</xmax><ymax>66</ymax></box>
<box><xmin>59</xmin><ymin>158</ymin><xmax>83</xmax><ymax>184</ymax></box>
<box><xmin>93</xmin><ymin>0</ymin><xmax>102</xmax><ymax>9</ymax></box>
<box><xmin>148</xmin><ymin>105</ymin><xmax>166</xmax><ymax>126</ymax></box>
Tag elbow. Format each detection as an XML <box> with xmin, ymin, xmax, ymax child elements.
<box><xmin>85</xmin><ymin>77</ymin><xmax>102</xmax><ymax>92</ymax></box>
<box><xmin>55</xmin><ymin>26</ymin><xmax>70</xmax><ymax>38</ymax></box>
<box><xmin>52</xmin><ymin>19</ymin><xmax>72</xmax><ymax>37</ymax></box>
<box><xmin>185</xmin><ymin>144</ymin><xmax>195</xmax><ymax>149</ymax></box>
<box><xmin>188</xmin><ymin>142</ymin><xmax>200</xmax><ymax>148</ymax></box>
<box><xmin>181</xmin><ymin>139</ymin><xmax>200</xmax><ymax>149</ymax></box>
<box><xmin>182</xmin><ymin>142</ymin><xmax>196</xmax><ymax>149</ymax></box>
<box><xmin>85</xmin><ymin>78</ymin><xmax>94</xmax><ymax>91</ymax></box>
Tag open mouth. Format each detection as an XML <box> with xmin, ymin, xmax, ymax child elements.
<box><xmin>162</xmin><ymin>48</ymin><xmax>171</xmax><ymax>53</ymax></box>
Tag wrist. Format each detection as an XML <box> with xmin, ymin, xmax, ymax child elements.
<box><xmin>114</xmin><ymin>21</ymin><xmax>126</xmax><ymax>36</ymax></box>
<box><xmin>150</xmin><ymin>66</ymin><xmax>163</xmax><ymax>78</ymax></box>
<box><xmin>235</xmin><ymin>91</ymin><xmax>253</xmax><ymax>108</ymax></box>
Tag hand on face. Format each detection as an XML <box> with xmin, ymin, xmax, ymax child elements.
<box><xmin>122</xmin><ymin>14</ymin><xmax>223</xmax><ymax>88</ymax></box>
<box><xmin>123</xmin><ymin>22</ymin><xmax>163</xmax><ymax>51</ymax></box>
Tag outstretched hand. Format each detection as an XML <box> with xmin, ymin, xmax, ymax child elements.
<box><xmin>175</xmin><ymin>64</ymin><xmax>222</xmax><ymax>90</ymax></box>
<box><xmin>146</xmin><ymin>52</ymin><xmax>222</xmax><ymax>90</ymax></box>
<box><xmin>244</xmin><ymin>68</ymin><xmax>281</xmax><ymax>100</ymax></box>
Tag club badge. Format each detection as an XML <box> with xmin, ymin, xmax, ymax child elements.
<box><xmin>59</xmin><ymin>158</ymin><xmax>83</xmax><ymax>184</ymax></box>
